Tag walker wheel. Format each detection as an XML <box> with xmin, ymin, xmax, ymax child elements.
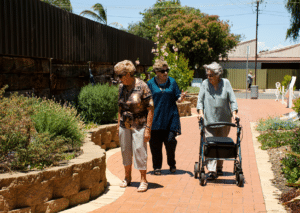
<box><xmin>200</xmin><ymin>172</ymin><xmax>205</xmax><ymax>186</ymax></box>
<box><xmin>194</xmin><ymin>163</ymin><xmax>199</xmax><ymax>179</ymax></box>
<box><xmin>237</xmin><ymin>174</ymin><xmax>244</xmax><ymax>187</ymax></box>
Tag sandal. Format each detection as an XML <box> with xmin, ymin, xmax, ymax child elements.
<box><xmin>137</xmin><ymin>182</ymin><xmax>148</xmax><ymax>192</ymax></box>
<box><xmin>207</xmin><ymin>172</ymin><xmax>217</xmax><ymax>180</ymax></box>
<box><xmin>154</xmin><ymin>169</ymin><xmax>161</xmax><ymax>175</ymax></box>
<box><xmin>120</xmin><ymin>178</ymin><xmax>131</xmax><ymax>188</ymax></box>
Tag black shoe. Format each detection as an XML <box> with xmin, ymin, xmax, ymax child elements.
<box><xmin>154</xmin><ymin>169</ymin><xmax>161</xmax><ymax>175</ymax></box>
<box><xmin>207</xmin><ymin>172</ymin><xmax>217</xmax><ymax>180</ymax></box>
<box><xmin>170</xmin><ymin>167</ymin><xmax>176</xmax><ymax>173</ymax></box>
<box><xmin>217</xmin><ymin>169</ymin><xmax>223</xmax><ymax>176</ymax></box>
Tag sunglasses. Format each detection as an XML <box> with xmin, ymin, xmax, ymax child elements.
<box><xmin>206</xmin><ymin>74</ymin><xmax>216</xmax><ymax>78</ymax></box>
<box><xmin>117</xmin><ymin>74</ymin><xmax>126</xmax><ymax>78</ymax></box>
<box><xmin>156</xmin><ymin>69</ymin><xmax>169</xmax><ymax>74</ymax></box>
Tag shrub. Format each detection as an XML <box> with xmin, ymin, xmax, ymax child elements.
<box><xmin>31</xmin><ymin>98</ymin><xmax>86</xmax><ymax>149</ymax></box>
<box><xmin>257</xmin><ymin>130</ymin><xmax>295</xmax><ymax>150</ymax></box>
<box><xmin>282</xmin><ymin>75</ymin><xmax>296</xmax><ymax>91</ymax></box>
<box><xmin>293</xmin><ymin>97</ymin><xmax>300</xmax><ymax>113</ymax></box>
<box><xmin>77</xmin><ymin>83</ymin><xmax>119</xmax><ymax>124</ymax></box>
<box><xmin>0</xmin><ymin>85</ymin><xmax>86</xmax><ymax>171</ymax></box>
<box><xmin>282</xmin><ymin>155</ymin><xmax>300</xmax><ymax>184</ymax></box>
<box><xmin>256</xmin><ymin>116</ymin><xmax>297</xmax><ymax>131</ymax></box>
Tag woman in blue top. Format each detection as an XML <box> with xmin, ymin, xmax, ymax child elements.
<box><xmin>147</xmin><ymin>59</ymin><xmax>187</xmax><ymax>175</ymax></box>
<box><xmin>197</xmin><ymin>62</ymin><xmax>238</xmax><ymax>179</ymax></box>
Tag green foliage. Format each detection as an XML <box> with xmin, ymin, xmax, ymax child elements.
<box><xmin>282</xmin><ymin>75</ymin><xmax>296</xmax><ymax>91</ymax></box>
<box><xmin>127</xmin><ymin>0</ymin><xmax>185</xmax><ymax>40</ymax></box>
<box><xmin>187</xmin><ymin>86</ymin><xmax>200</xmax><ymax>94</ymax></box>
<box><xmin>158</xmin><ymin>12</ymin><xmax>240</xmax><ymax>68</ymax></box>
<box><xmin>41</xmin><ymin>0</ymin><xmax>72</xmax><ymax>12</ymax></box>
<box><xmin>147</xmin><ymin>47</ymin><xmax>194</xmax><ymax>91</ymax></box>
<box><xmin>256</xmin><ymin>116</ymin><xmax>297</xmax><ymax>132</ymax></box>
<box><xmin>79</xmin><ymin>3</ymin><xmax>107</xmax><ymax>24</ymax></box>
<box><xmin>31</xmin><ymin>98</ymin><xmax>85</xmax><ymax>149</ymax></box>
<box><xmin>77</xmin><ymin>83</ymin><xmax>119</xmax><ymax>124</ymax></box>
<box><xmin>282</xmin><ymin>155</ymin><xmax>300</xmax><ymax>184</ymax></box>
<box><xmin>293</xmin><ymin>97</ymin><xmax>300</xmax><ymax>113</ymax></box>
<box><xmin>286</xmin><ymin>0</ymin><xmax>300</xmax><ymax>41</ymax></box>
<box><xmin>0</xmin><ymin>85</ymin><xmax>85</xmax><ymax>171</ymax></box>
<box><xmin>257</xmin><ymin>130</ymin><xmax>295</xmax><ymax>150</ymax></box>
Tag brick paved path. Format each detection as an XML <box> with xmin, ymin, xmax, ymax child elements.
<box><xmin>91</xmin><ymin>99</ymin><xmax>293</xmax><ymax>213</ymax></box>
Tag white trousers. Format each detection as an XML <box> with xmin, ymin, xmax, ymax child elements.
<box><xmin>119</xmin><ymin>127</ymin><xmax>147</xmax><ymax>170</ymax></box>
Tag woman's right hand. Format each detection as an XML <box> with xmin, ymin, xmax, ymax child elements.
<box><xmin>197</xmin><ymin>113</ymin><xmax>204</xmax><ymax>120</ymax></box>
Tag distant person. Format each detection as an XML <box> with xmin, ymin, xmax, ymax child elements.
<box><xmin>147</xmin><ymin>59</ymin><xmax>187</xmax><ymax>175</ymax></box>
<box><xmin>197</xmin><ymin>62</ymin><xmax>238</xmax><ymax>179</ymax></box>
<box><xmin>115</xmin><ymin>60</ymin><xmax>154</xmax><ymax>192</ymax></box>
<box><xmin>247</xmin><ymin>71</ymin><xmax>255</xmax><ymax>90</ymax></box>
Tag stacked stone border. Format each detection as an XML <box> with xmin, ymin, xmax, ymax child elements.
<box><xmin>89</xmin><ymin>101</ymin><xmax>193</xmax><ymax>151</ymax></box>
<box><xmin>0</xmin><ymin>136</ymin><xmax>107</xmax><ymax>213</ymax></box>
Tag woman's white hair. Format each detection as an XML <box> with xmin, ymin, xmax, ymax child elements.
<box><xmin>203</xmin><ymin>62</ymin><xmax>223</xmax><ymax>76</ymax></box>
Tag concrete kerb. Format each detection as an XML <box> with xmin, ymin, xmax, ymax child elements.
<box><xmin>250</xmin><ymin>122</ymin><xmax>287</xmax><ymax>213</ymax></box>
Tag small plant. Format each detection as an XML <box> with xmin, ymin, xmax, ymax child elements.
<box><xmin>257</xmin><ymin>130</ymin><xmax>295</xmax><ymax>150</ymax></box>
<box><xmin>256</xmin><ymin>116</ymin><xmax>297</xmax><ymax>131</ymax></box>
<box><xmin>282</xmin><ymin>75</ymin><xmax>296</xmax><ymax>91</ymax></box>
<box><xmin>293</xmin><ymin>97</ymin><xmax>300</xmax><ymax>113</ymax></box>
<box><xmin>77</xmin><ymin>83</ymin><xmax>119</xmax><ymax>125</ymax></box>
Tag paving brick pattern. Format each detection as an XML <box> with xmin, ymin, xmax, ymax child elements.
<box><xmin>91</xmin><ymin>99</ymin><xmax>293</xmax><ymax>213</ymax></box>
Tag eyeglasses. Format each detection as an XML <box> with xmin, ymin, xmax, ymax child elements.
<box><xmin>157</xmin><ymin>69</ymin><xmax>169</xmax><ymax>74</ymax></box>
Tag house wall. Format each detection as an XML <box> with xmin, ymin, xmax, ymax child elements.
<box><xmin>227</xmin><ymin>40</ymin><xmax>256</xmax><ymax>58</ymax></box>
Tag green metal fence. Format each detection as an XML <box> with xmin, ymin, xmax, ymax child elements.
<box><xmin>223</xmin><ymin>69</ymin><xmax>300</xmax><ymax>89</ymax></box>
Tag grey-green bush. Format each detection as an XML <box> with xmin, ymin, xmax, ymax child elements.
<box><xmin>77</xmin><ymin>83</ymin><xmax>119</xmax><ymax>124</ymax></box>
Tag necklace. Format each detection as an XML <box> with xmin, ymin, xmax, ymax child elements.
<box><xmin>155</xmin><ymin>77</ymin><xmax>167</xmax><ymax>93</ymax></box>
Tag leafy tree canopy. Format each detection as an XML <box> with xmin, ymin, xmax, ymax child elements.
<box><xmin>128</xmin><ymin>0</ymin><xmax>240</xmax><ymax>70</ymax></box>
<box><xmin>286</xmin><ymin>0</ymin><xmax>300</xmax><ymax>40</ymax></box>
<box><xmin>41</xmin><ymin>0</ymin><xmax>72</xmax><ymax>12</ymax></box>
<box><xmin>128</xmin><ymin>0</ymin><xmax>195</xmax><ymax>40</ymax></box>
<box><xmin>157</xmin><ymin>12</ymin><xmax>240</xmax><ymax>69</ymax></box>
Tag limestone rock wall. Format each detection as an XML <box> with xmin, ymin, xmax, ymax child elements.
<box><xmin>0</xmin><ymin>137</ymin><xmax>107</xmax><ymax>213</ymax></box>
<box><xmin>90</xmin><ymin>124</ymin><xmax>120</xmax><ymax>150</ymax></box>
<box><xmin>177</xmin><ymin>101</ymin><xmax>192</xmax><ymax>117</ymax></box>
<box><xmin>185</xmin><ymin>95</ymin><xmax>198</xmax><ymax>108</ymax></box>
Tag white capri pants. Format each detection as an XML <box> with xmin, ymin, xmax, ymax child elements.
<box><xmin>205</xmin><ymin>126</ymin><xmax>231</xmax><ymax>172</ymax></box>
<box><xmin>119</xmin><ymin>127</ymin><xmax>147</xmax><ymax>170</ymax></box>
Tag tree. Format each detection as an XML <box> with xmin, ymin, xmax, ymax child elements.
<box><xmin>157</xmin><ymin>12</ymin><xmax>240</xmax><ymax>69</ymax></box>
<box><xmin>286</xmin><ymin>0</ymin><xmax>300</xmax><ymax>40</ymax></box>
<box><xmin>127</xmin><ymin>0</ymin><xmax>186</xmax><ymax>40</ymax></box>
<box><xmin>80</xmin><ymin>3</ymin><xmax>107</xmax><ymax>25</ymax></box>
<box><xmin>41</xmin><ymin>0</ymin><xmax>72</xmax><ymax>12</ymax></box>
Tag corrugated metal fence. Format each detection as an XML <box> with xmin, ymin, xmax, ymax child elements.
<box><xmin>224</xmin><ymin>69</ymin><xmax>300</xmax><ymax>89</ymax></box>
<box><xmin>0</xmin><ymin>0</ymin><xmax>154</xmax><ymax>64</ymax></box>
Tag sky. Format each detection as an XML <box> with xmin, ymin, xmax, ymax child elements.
<box><xmin>70</xmin><ymin>0</ymin><xmax>299</xmax><ymax>53</ymax></box>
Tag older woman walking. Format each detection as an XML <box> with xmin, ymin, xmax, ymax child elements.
<box><xmin>115</xmin><ymin>60</ymin><xmax>154</xmax><ymax>192</ymax></box>
<box><xmin>197</xmin><ymin>62</ymin><xmax>238</xmax><ymax>179</ymax></box>
<box><xmin>147</xmin><ymin>59</ymin><xmax>186</xmax><ymax>175</ymax></box>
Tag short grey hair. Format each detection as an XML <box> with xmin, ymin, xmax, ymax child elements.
<box><xmin>203</xmin><ymin>62</ymin><xmax>223</xmax><ymax>76</ymax></box>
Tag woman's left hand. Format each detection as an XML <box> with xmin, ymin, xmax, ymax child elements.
<box><xmin>232</xmin><ymin>111</ymin><xmax>239</xmax><ymax>121</ymax></box>
<box><xmin>144</xmin><ymin>128</ymin><xmax>151</xmax><ymax>143</ymax></box>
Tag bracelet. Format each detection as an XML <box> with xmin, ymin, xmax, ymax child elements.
<box><xmin>145</xmin><ymin>126</ymin><xmax>151</xmax><ymax>129</ymax></box>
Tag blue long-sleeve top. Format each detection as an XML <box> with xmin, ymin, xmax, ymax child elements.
<box><xmin>147</xmin><ymin>76</ymin><xmax>181</xmax><ymax>135</ymax></box>
<box><xmin>196</xmin><ymin>78</ymin><xmax>238</xmax><ymax>126</ymax></box>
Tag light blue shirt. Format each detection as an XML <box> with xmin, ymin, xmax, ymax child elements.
<box><xmin>196</xmin><ymin>78</ymin><xmax>238</xmax><ymax>126</ymax></box>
